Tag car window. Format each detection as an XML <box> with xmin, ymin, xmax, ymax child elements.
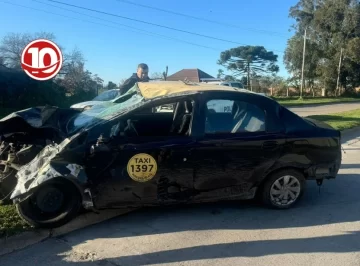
<box><xmin>66</xmin><ymin>90</ymin><xmax>144</xmax><ymax>134</ymax></box>
<box><xmin>153</xmin><ymin>103</ymin><xmax>175</xmax><ymax>113</ymax></box>
<box><xmin>205</xmin><ymin>99</ymin><xmax>266</xmax><ymax>134</ymax></box>
<box><xmin>115</xmin><ymin>100</ymin><xmax>194</xmax><ymax>138</ymax></box>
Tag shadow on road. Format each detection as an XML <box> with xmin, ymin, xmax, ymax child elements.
<box><xmin>340</xmin><ymin>163</ymin><xmax>360</xmax><ymax>169</ymax></box>
<box><xmin>86</xmin><ymin>231</ymin><xmax>360</xmax><ymax>265</ymax></box>
<box><xmin>55</xmin><ymin>172</ymin><xmax>360</xmax><ymax>243</ymax></box>
<box><xmin>2</xmin><ymin>172</ymin><xmax>360</xmax><ymax>266</ymax></box>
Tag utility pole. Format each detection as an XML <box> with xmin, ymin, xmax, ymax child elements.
<box><xmin>300</xmin><ymin>28</ymin><xmax>307</xmax><ymax>99</ymax></box>
<box><xmin>336</xmin><ymin>48</ymin><xmax>344</xmax><ymax>96</ymax></box>
<box><xmin>163</xmin><ymin>66</ymin><xmax>168</xmax><ymax>81</ymax></box>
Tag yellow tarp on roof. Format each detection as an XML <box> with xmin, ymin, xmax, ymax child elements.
<box><xmin>137</xmin><ymin>81</ymin><xmax>237</xmax><ymax>99</ymax></box>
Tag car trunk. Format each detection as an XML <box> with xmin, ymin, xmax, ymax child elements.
<box><xmin>303</xmin><ymin>117</ymin><xmax>335</xmax><ymax>130</ymax></box>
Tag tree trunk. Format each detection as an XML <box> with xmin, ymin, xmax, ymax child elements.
<box><xmin>247</xmin><ymin>63</ymin><xmax>251</xmax><ymax>91</ymax></box>
<box><xmin>310</xmin><ymin>83</ymin><xmax>315</xmax><ymax>97</ymax></box>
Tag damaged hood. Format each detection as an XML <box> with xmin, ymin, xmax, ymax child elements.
<box><xmin>0</xmin><ymin>105</ymin><xmax>80</xmax><ymax>136</ymax></box>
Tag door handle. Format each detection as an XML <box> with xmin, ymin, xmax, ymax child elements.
<box><xmin>262</xmin><ymin>141</ymin><xmax>278</xmax><ymax>150</ymax></box>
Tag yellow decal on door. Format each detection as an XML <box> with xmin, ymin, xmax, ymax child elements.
<box><xmin>127</xmin><ymin>153</ymin><xmax>158</xmax><ymax>182</ymax></box>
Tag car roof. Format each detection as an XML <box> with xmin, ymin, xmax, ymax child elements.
<box><xmin>136</xmin><ymin>81</ymin><xmax>251</xmax><ymax>100</ymax></box>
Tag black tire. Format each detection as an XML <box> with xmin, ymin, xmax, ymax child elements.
<box><xmin>261</xmin><ymin>169</ymin><xmax>306</xmax><ymax>209</ymax></box>
<box><xmin>16</xmin><ymin>179</ymin><xmax>82</xmax><ymax>229</ymax></box>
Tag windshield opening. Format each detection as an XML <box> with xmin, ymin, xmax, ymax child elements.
<box><xmin>93</xmin><ymin>90</ymin><xmax>120</xmax><ymax>101</ymax></box>
<box><xmin>66</xmin><ymin>88</ymin><xmax>144</xmax><ymax>135</ymax></box>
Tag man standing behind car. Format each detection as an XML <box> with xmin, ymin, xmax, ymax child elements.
<box><xmin>119</xmin><ymin>63</ymin><xmax>150</xmax><ymax>95</ymax></box>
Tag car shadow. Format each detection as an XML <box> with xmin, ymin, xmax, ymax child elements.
<box><xmin>3</xmin><ymin>230</ymin><xmax>360</xmax><ymax>266</ymax></box>
<box><xmin>82</xmin><ymin>231</ymin><xmax>360</xmax><ymax>265</ymax></box>
<box><xmin>57</xmin><ymin>171</ymin><xmax>360</xmax><ymax>265</ymax></box>
<box><xmin>56</xmin><ymin>173</ymin><xmax>360</xmax><ymax>244</ymax></box>
<box><xmin>340</xmin><ymin>163</ymin><xmax>360</xmax><ymax>169</ymax></box>
<box><xmin>2</xmin><ymin>173</ymin><xmax>360</xmax><ymax>266</ymax></box>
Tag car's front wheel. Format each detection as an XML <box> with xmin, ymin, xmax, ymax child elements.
<box><xmin>261</xmin><ymin>169</ymin><xmax>306</xmax><ymax>209</ymax></box>
<box><xmin>16</xmin><ymin>179</ymin><xmax>82</xmax><ymax>228</ymax></box>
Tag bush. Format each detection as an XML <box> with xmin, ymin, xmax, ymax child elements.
<box><xmin>0</xmin><ymin>68</ymin><xmax>95</xmax><ymax>112</ymax></box>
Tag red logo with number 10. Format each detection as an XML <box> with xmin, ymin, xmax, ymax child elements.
<box><xmin>21</xmin><ymin>39</ymin><xmax>63</xmax><ymax>81</ymax></box>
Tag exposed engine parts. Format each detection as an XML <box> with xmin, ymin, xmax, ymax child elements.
<box><xmin>0</xmin><ymin>141</ymin><xmax>45</xmax><ymax>200</ymax></box>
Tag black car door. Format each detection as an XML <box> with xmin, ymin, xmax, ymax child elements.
<box><xmin>192</xmin><ymin>93</ymin><xmax>286</xmax><ymax>202</ymax></box>
<box><xmin>91</xmin><ymin>99</ymin><xmax>199</xmax><ymax>209</ymax></box>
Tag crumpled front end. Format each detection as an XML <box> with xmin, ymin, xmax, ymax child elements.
<box><xmin>10</xmin><ymin>136</ymin><xmax>88</xmax><ymax>202</ymax></box>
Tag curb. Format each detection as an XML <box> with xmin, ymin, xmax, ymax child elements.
<box><xmin>0</xmin><ymin>230</ymin><xmax>50</xmax><ymax>257</ymax></box>
<box><xmin>282</xmin><ymin>101</ymin><xmax>360</xmax><ymax>109</ymax></box>
<box><xmin>0</xmin><ymin>208</ymin><xmax>136</xmax><ymax>257</ymax></box>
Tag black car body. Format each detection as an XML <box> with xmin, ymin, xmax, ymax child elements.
<box><xmin>5</xmin><ymin>81</ymin><xmax>342</xmax><ymax>228</ymax></box>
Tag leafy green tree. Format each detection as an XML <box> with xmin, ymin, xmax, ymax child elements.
<box><xmin>258</xmin><ymin>75</ymin><xmax>289</xmax><ymax>96</ymax></box>
<box><xmin>224</xmin><ymin>75</ymin><xmax>236</xmax><ymax>81</ymax></box>
<box><xmin>286</xmin><ymin>0</ymin><xmax>360</xmax><ymax>94</ymax></box>
<box><xmin>218</xmin><ymin>46</ymin><xmax>279</xmax><ymax>90</ymax></box>
<box><xmin>217</xmin><ymin>69</ymin><xmax>224</xmax><ymax>79</ymax></box>
<box><xmin>106</xmin><ymin>81</ymin><xmax>118</xmax><ymax>90</ymax></box>
<box><xmin>150</xmin><ymin>72</ymin><xmax>164</xmax><ymax>80</ymax></box>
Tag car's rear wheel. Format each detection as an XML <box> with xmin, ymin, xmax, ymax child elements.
<box><xmin>16</xmin><ymin>179</ymin><xmax>82</xmax><ymax>228</ymax></box>
<box><xmin>261</xmin><ymin>169</ymin><xmax>306</xmax><ymax>209</ymax></box>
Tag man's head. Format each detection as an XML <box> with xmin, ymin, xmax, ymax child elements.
<box><xmin>136</xmin><ymin>63</ymin><xmax>149</xmax><ymax>81</ymax></box>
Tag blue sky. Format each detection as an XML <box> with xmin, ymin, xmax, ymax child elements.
<box><xmin>0</xmin><ymin>0</ymin><xmax>298</xmax><ymax>84</ymax></box>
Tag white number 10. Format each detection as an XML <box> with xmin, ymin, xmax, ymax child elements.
<box><xmin>28</xmin><ymin>47</ymin><xmax>58</xmax><ymax>73</ymax></box>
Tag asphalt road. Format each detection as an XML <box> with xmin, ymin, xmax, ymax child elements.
<box><xmin>288</xmin><ymin>102</ymin><xmax>360</xmax><ymax>117</ymax></box>
<box><xmin>1</xmin><ymin>131</ymin><xmax>360</xmax><ymax>265</ymax></box>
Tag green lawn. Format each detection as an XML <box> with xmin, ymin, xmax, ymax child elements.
<box><xmin>0</xmin><ymin>204</ymin><xmax>32</xmax><ymax>238</ymax></box>
<box><xmin>276</xmin><ymin>97</ymin><xmax>360</xmax><ymax>107</ymax></box>
<box><xmin>307</xmin><ymin>108</ymin><xmax>360</xmax><ymax>131</ymax></box>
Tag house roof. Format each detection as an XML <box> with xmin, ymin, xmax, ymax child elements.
<box><xmin>137</xmin><ymin>81</ymin><xmax>249</xmax><ymax>99</ymax></box>
<box><xmin>166</xmin><ymin>68</ymin><xmax>214</xmax><ymax>82</ymax></box>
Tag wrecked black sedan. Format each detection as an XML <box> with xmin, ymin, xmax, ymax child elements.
<box><xmin>8</xmin><ymin>81</ymin><xmax>342</xmax><ymax>228</ymax></box>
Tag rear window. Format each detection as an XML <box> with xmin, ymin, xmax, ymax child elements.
<box><xmin>280</xmin><ymin>106</ymin><xmax>314</xmax><ymax>131</ymax></box>
<box><xmin>205</xmin><ymin>99</ymin><xmax>265</xmax><ymax>134</ymax></box>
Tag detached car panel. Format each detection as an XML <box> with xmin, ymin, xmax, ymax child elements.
<box><xmin>1</xmin><ymin>81</ymin><xmax>341</xmax><ymax>228</ymax></box>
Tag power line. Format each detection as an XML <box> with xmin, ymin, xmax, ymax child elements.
<box><xmin>46</xmin><ymin>0</ymin><xmax>285</xmax><ymax>54</ymax></box>
<box><xmin>114</xmin><ymin>0</ymin><xmax>289</xmax><ymax>38</ymax></box>
<box><xmin>0</xmin><ymin>1</ymin><xmax>221</xmax><ymax>51</ymax></box>
<box><xmin>33</xmin><ymin>0</ymin><xmax>221</xmax><ymax>51</ymax></box>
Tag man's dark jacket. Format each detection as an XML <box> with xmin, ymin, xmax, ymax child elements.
<box><xmin>119</xmin><ymin>73</ymin><xmax>150</xmax><ymax>95</ymax></box>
